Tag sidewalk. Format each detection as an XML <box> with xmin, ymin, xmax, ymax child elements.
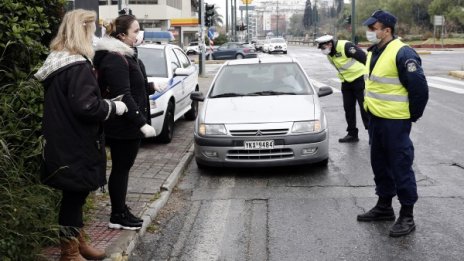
<box><xmin>43</xmin><ymin>77</ymin><xmax>213</xmax><ymax>260</ymax></box>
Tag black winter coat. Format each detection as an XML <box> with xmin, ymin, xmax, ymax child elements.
<box><xmin>35</xmin><ymin>52</ymin><xmax>114</xmax><ymax>192</ymax></box>
<box><xmin>94</xmin><ymin>37</ymin><xmax>149</xmax><ymax>139</ymax></box>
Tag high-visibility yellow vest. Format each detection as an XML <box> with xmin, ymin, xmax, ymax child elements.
<box><xmin>364</xmin><ymin>39</ymin><xmax>410</xmax><ymax>119</ymax></box>
<box><xmin>327</xmin><ymin>40</ymin><xmax>365</xmax><ymax>82</ymax></box>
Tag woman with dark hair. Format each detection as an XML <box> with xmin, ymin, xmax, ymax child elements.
<box><xmin>94</xmin><ymin>15</ymin><xmax>156</xmax><ymax>230</ymax></box>
<box><xmin>35</xmin><ymin>9</ymin><xmax>129</xmax><ymax>260</ymax></box>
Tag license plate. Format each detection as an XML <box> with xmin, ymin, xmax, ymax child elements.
<box><xmin>244</xmin><ymin>140</ymin><xmax>274</xmax><ymax>150</ymax></box>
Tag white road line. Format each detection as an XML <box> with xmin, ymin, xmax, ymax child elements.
<box><xmin>310</xmin><ymin>79</ymin><xmax>341</xmax><ymax>93</ymax></box>
<box><xmin>426</xmin><ymin>77</ymin><xmax>464</xmax><ymax>94</ymax></box>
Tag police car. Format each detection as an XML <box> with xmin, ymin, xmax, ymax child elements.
<box><xmin>137</xmin><ymin>43</ymin><xmax>199</xmax><ymax>143</ymax></box>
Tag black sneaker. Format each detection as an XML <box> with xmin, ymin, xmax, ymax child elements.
<box><xmin>125</xmin><ymin>205</ymin><xmax>143</xmax><ymax>224</ymax></box>
<box><xmin>338</xmin><ymin>134</ymin><xmax>359</xmax><ymax>143</ymax></box>
<box><xmin>389</xmin><ymin>216</ymin><xmax>415</xmax><ymax>237</ymax></box>
<box><xmin>109</xmin><ymin>212</ymin><xmax>142</xmax><ymax>230</ymax></box>
<box><xmin>357</xmin><ymin>206</ymin><xmax>396</xmax><ymax>222</ymax></box>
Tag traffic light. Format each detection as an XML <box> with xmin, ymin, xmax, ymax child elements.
<box><xmin>204</xmin><ymin>4</ymin><xmax>215</xmax><ymax>27</ymax></box>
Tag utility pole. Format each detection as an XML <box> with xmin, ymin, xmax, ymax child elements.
<box><xmin>199</xmin><ymin>0</ymin><xmax>205</xmax><ymax>76</ymax></box>
<box><xmin>351</xmin><ymin>0</ymin><xmax>356</xmax><ymax>44</ymax></box>
<box><xmin>226</xmin><ymin>0</ymin><xmax>229</xmax><ymax>38</ymax></box>
<box><xmin>234</xmin><ymin>0</ymin><xmax>238</xmax><ymax>41</ymax></box>
<box><xmin>246</xmin><ymin>1</ymin><xmax>249</xmax><ymax>42</ymax></box>
<box><xmin>276</xmin><ymin>0</ymin><xmax>279</xmax><ymax>37</ymax></box>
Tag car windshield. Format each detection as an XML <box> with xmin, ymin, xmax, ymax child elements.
<box><xmin>210</xmin><ymin>63</ymin><xmax>314</xmax><ymax>97</ymax></box>
<box><xmin>137</xmin><ymin>48</ymin><xmax>168</xmax><ymax>77</ymax></box>
<box><xmin>271</xmin><ymin>38</ymin><xmax>286</xmax><ymax>43</ymax></box>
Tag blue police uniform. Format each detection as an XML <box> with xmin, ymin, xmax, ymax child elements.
<box><xmin>366</xmin><ymin>39</ymin><xmax>428</xmax><ymax>206</ymax></box>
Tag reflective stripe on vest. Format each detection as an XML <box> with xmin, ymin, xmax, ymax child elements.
<box><xmin>327</xmin><ymin>40</ymin><xmax>365</xmax><ymax>82</ymax></box>
<box><xmin>364</xmin><ymin>39</ymin><xmax>410</xmax><ymax>119</ymax></box>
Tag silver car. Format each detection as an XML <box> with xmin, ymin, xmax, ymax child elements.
<box><xmin>190</xmin><ymin>57</ymin><xmax>333</xmax><ymax>168</ymax></box>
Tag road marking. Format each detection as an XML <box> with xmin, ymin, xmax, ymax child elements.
<box><xmin>310</xmin><ymin>79</ymin><xmax>341</xmax><ymax>93</ymax></box>
<box><xmin>427</xmin><ymin>76</ymin><xmax>464</xmax><ymax>94</ymax></box>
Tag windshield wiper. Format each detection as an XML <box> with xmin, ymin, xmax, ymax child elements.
<box><xmin>210</xmin><ymin>92</ymin><xmax>245</xmax><ymax>98</ymax></box>
<box><xmin>247</xmin><ymin>91</ymin><xmax>297</xmax><ymax>96</ymax></box>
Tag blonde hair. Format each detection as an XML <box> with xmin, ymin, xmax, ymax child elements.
<box><xmin>50</xmin><ymin>9</ymin><xmax>96</xmax><ymax>58</ymax></box>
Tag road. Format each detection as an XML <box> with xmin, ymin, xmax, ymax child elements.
<box><xmin>131</xmin><ymin>45</ymin><xmax>464</xmax><ymax>261</ymax></box>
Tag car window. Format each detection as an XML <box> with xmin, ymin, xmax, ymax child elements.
<box><xmin>168</xmin><ymin>49</ymin><xmax>181</xmax><ymax>71</ymax></box>
<box><xmin>137</xmin><ymin>48</ymin><xmax>168</xmax><ymax>77</ymax></box>
<box><xmin>210</xmin><ymin>63</ymin><xmax>314</xmax><ymax>97</ymax></box>
<box><xmin>173</xmin><ymin>48</ymin><xmax>191</xmax><ymax>68</ymax></box>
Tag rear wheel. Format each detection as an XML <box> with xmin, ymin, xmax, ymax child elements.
<box><xmin>158</xmin><ymin>101</ymin><xmax>175</xmax><ymax>143</ymax></box>
<box><xmin>235</xmin><ymin>53</ymin><xmax>244</xmax><ymax>59</ymax></box>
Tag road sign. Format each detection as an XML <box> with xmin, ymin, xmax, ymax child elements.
<box><xmin>434</xmin><ymin>15</ymin><xmax>444</xmax><ymax>26</ymax></box>
<box><xmin>241</xmin><ymin>0</ymin><xmax>253</xmax><ymax>4</ymax></box>
<box><xmin>239</xmin><ymin>5</ymin><xmax>255</xmax><ymax>11</ymax></box>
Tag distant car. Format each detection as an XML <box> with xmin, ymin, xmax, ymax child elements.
<box><xmin>262</xmin><ymin>39</ymin><xmax>271</xmax><ymax>53</ymax></box>
<box><xmin>211</xmin><ymin>42</ymin><xmax>258</xmax><ymax>60</ymax></box>
<box><xmin>190</xmin><ymin>57</ymin><xmax>333</xmax><ymax>168</ymax></box>
<box><xmin>255</xmin><ymin>40</ymin><xmax>265</xmax><ymax>51</ymax></box>
<box><xmin>137</xmin><ymin>43</ymin><xmax>199</xmax><ymax>143</ymax></box>
<box><xmin>184</xmin><ymin>41</ymin><xmax>200</xmax><ymax>55</ymax></box>
<box><xmin>268</xmin><ymin>38</ymin><xmax>288</xmax><ymax>54</ymax></box>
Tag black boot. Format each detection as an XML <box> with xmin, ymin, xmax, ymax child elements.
<box><xmin>389</xmin><ymin>205</ymin><xmax>415</xmax><ymax>237</ymax></box>
<box><xmin>338</xmin><ymin>134</ymin><xmax>359</xmax><ymax>143</ymax></box>
<box><xmin>357</xmin><ymin>197</ymin><xmax>395</xmax><ymax>222</ymax></box>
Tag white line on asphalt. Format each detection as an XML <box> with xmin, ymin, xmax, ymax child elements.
<box><xmin>426</xmin><ymin>77</ymin><xmax>464</xmax><ymax>94</ymax></box>
<box><xmin>427</xmin><ymin>76</ymin><xmax>464</xmax><ymax>86</ymax></box>
<box><xmin>310</xmin><ymin>79</ymin><xmax>341</xmax><ymax>93</ymax></box>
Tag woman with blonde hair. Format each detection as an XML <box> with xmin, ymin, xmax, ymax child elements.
<box><xmin>94</xmin><ymin>14</ymin><xmax>156</xmax><ymax>231</ymax></box>
<box><xmin>35</xmin><ymin>9</ymin><xmax>128</xmax><ymax>261</ymax></box>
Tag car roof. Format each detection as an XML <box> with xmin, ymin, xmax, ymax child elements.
<box><xmin>224</xmin><ymin>56</ymin><xmax>297</xmax><ymax>66</ymax></box>
<box><xmin>138</xmin><ymin>43</ymin><xmax>181</xmax><ymax>50</ymax></box>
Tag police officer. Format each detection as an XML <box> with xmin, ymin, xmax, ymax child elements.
<box><xmin>356</xmin><ymin>10</ymin><xmax>429</xmax><ymax>237</ymax></box>
<box><xmin>315</xmin><ymin>35</ymin><xmax>369</xmax><ymax>143</ymax></box>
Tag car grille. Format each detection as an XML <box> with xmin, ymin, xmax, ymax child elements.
<box><xmin>229</xmin><ymin>129</ymin><xmax>288</xmax><ymax>136</ymax></box>
<box><xmin>227</xmin><ymin>148</ymin><xmax>294</xmax><ymax>160</ymax></box>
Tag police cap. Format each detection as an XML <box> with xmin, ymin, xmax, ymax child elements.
<box><xmin>363</xmin><ymin>9</ymin><xmax>397</xmax><ymax>28</ymax></box>
<box><xmin>315</xmin><ymin>35</ymin><xmax>334</xmax><ymax>49</ymax></box>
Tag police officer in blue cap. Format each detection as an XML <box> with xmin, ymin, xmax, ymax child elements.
<box><xmin>356</xmin><ymin>10</ymin><xmax>429</xmax><ymax>237</ymax></box>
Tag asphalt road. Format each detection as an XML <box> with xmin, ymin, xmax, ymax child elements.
<box><xmin>131</xmin><ymin>45</ymin><xmax>464</xmax><ymax>261</ymax></box>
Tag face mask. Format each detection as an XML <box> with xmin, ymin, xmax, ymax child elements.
<box><xmin>366</xmin><ymin>30</ymin><xmax>381</xmax><ymax>44</ymax></box>
<box><xmin>134</xmin><ymin>31</ymin><xmax>144</xmax><ymax>46</ymax></box>
<box><xmin>321</xmin><ymin>48</ymin><xmax>331</xmax><ymax>55</ymax></box>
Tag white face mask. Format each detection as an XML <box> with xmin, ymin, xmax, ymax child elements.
<box><xmin>366</xmin><ymin>30</ymin><xmax>380</xmax><ymax>44</ymax></box>
<box><xmin>134</xmin><ymin>31</ymin><xmax>144</xmax><ymax>46</ymax></box>
<box><xmin>321</xmin><ymin>48</ymin><xmax>331</xmax><ymax>55</ymax></box>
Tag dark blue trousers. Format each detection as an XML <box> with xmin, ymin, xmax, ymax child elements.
<box><xmin>368</xmin><ymin>116</ymin><xmax>417</xmax><ymax>206</ymax></box>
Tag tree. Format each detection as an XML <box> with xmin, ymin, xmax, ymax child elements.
<box><xmin>303</xmin><ymin>0</ymin><xmax>313</xmax><ymax>29</ymax></box>
<box><xmin>288</xmin><ymin>13</ymin><xmax>305</xmax><ymax>36</ymax></box>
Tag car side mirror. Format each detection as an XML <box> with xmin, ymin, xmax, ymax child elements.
<box><xmin>190</xmin><ymin>91</ymin><xmax>205</xmax><ymax>102</ymax></box>
<box><xmin>317</xmin><ymin>86</ymin><xmax>333</xmax><ymax>97</ymax></box>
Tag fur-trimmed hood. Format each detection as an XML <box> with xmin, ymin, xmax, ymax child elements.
<box><xmin>94</xmin><ymin>36</ymin><xmax>134</xmax><ymax>57</ymax></box>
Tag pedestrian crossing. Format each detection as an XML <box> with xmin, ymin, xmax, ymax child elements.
<box><xmin>426</xmin><ymin>76</ymin><xmax>464</xmax><ymax>94</ymax></box>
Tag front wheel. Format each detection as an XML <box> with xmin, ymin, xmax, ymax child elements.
<box><xmin>158</xmin><ymin>101</ymin><xmax>175</xmax><ymax>143</ymax></box>
<box><xmin>235</xmin><ymin>54</ymin><xmax>244</xmax><ymax>59</ymax></box>
<box><xmin>184</xmin><ymin>88</ymin><xmax>199</xmax><ymax>121</ymax></box>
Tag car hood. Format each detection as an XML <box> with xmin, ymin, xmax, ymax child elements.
<box><xmin>203</xmin><ymin>95</ymin><xmax>316</xmax><ymax>124</ymax></box>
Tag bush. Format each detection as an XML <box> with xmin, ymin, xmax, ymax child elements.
<box><xmin>0</xmin><ymin>0</ymin><xmax>66</xmax><ymax>259</ymax></box>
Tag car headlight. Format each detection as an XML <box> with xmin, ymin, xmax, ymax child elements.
<box><xmin>199</xmin><ymin>124</ymin><xmax>227</xmax><ymax>136</ymax></box>
<box><xmin>292</xmin><ymin>120</ymin><xmax>321</xmax><ymax>133</ymax></box>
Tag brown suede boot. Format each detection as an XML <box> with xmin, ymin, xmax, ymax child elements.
<box><xmin>60</xmin><ymin>237</ymin><xmax>86</xmax><ymax>261</ymax></box>
<box><xmin>78</xmin><ymin>229</ymin><xmax>106</xmax><ymax>260</ymax></box>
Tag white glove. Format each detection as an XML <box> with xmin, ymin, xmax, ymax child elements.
<box><xmin>114</xmin><ymin>101</ymin><xmax>128</xmax><ymax>115</ymax></box>
<box><xmin>140</xmin><ymin>124</ymin><xmax>156</xmax><ymax>137</ymax></box>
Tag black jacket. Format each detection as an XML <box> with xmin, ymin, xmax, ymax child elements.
<box><xmin>94</xmin><ymin>37</ymin><xmax>149</xmax><ymax>139</ymax></box>
<box><xmin>35</xmin><ymin>51</ymin><xmax>114</xmax><ymax>192</ymax></box>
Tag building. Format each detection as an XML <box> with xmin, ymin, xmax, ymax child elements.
<box><xmin>98</xmin><ymin>0</ymin><xmax>199</xmax><ymax>47</ymax></box>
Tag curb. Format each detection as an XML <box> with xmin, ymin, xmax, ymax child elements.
<box><xmin>449</xmin><ymin>71</ymin><xmax>464</xmax><ymax>79</ymax></box>
<box><xmin>104</xmin><ymin>144</ymin><xmax>195</xmax><ymax>261</ymax></box>
<box><xmin>416</xmin><ymin>50</ymin><xmax>431</xmax><ymax>55</ymax></box>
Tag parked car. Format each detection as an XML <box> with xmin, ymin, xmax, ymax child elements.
<box><xmin>268</xmin><ymin>37</ymin><xmax>288</xmax><ymax>54</ymax></box>
<box><xmin>184</xmin><ymin>41</ymin><xmax>200</xmax><ymax>55</ymax></box>
<box><xmin>190</xmin><ymin>57</ymin><xmax>333</xmax><ymax>168</ymax></box>
<box><xmin>211</xmin><ymin>42</ymin><xmax>258</xmax><ymax>60</ymax></box>
<box><xmin>255</xmin><ymin>40</ymin><xmax>265</xmax><ymax>51</ymax></box>
<box><xmin>262</xmin><ymin>39</ymin><xmax>271</xmax><ymax>53</ymax></box>
<box><xmin>137</xmin><ymin>43</ymin><xmax>199</xmax><ymax>143</ymax></box>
